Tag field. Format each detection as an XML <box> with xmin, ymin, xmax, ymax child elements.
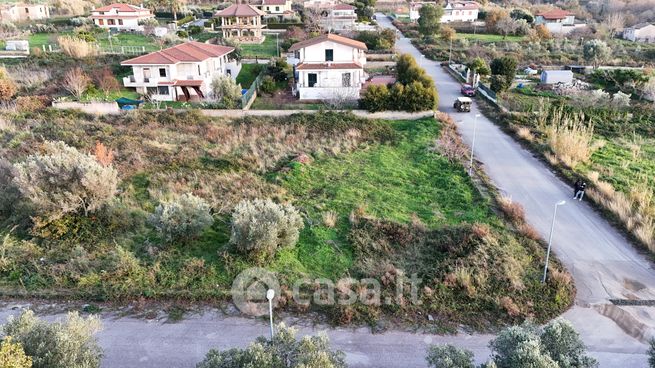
<box><xmin>0</xmin><ymin>111</ymin><xmax>573</xmax><ymax>330</ymax></box>
<box><xmin>240</xmin><ymin>36</ymin><xmax>279</xmax><ymax>58</ymax></box>
<box><xmin>235</xmin><ymin>63</ymin><xmax>264</xmax><ymax>88</ymax></box>
<box><xmin>457</xmin><ymin>33</ymin><xmax>525</xmax><ymax>42</ymax></box>
<box><xmin>28</xmin><ymin>32</ymin><xmax>160</xmax><ymax>53</ymax></box>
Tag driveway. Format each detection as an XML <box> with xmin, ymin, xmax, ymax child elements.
<box><xmin>376</xmin><ymin>13</ymin><xmax>655</xmax><ymax>367</ymax></box>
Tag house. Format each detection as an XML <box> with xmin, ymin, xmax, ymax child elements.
<box><xmin>120</xmin><ymin>41</ymin><xmax>240</xmax><ymax>102</ymax></box>
<box><xmin>0</xmin><ymin>3</ymin><xmax>49</xmax><ymax>22</ymax></box>
<box><xmin>288</xmin><ymin>33</ymin><xmax>367</xmax><ymax>100</ymax></box>
<box><xmin>303</xmin><ymin>0</ymin><xmax>338</xmax><ymax>11</ymax></box>
<box><xmin>319</xmin><ymin>3</ymin><xmax>357</xmax><ymax>32</ymax></box>
<box><xmin>623</xmin><ymin>23</ymin><xmax>655</xmax><ymax>43</ymax></box>
<box><xmin>534</xmin><ymin>8</ymin><xmax>584</xmax><ymax>34</ymax></box>
<box><xmin>251</xmin><ymin>0</ymin><xmax>297</xmax><ymax>21</ymax></box>
<box><xmin>409</xmin><ymin>1</ymin><xmax>478</xmax><ymax>23</ymax></box>
<box><xmin>540</xmin><ymin>70</ymin><xmax>573</xmax><ymax>85</ymax></box>
<box><xmin>441</xmin><ymin>1</ymin><xmax>479</xmax><ymax>23</ymax></box>
<box><xmin>214</xmin><ymin>4</ymin><xmax>266</xmax><ymax>44</ymax></box>
<box><xmin>90</xmin><ymin>3</ymin><xmax>154</xmax><ymax>31</ymax></box>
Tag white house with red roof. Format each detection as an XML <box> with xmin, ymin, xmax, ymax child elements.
<box><xmin>214</xmin><ymin>4</ymin><xmax>266</xmax><ymax>43</ymax></box>
<box><xmin>409</xmin><ymin>1</ymin><xmax>478</xmax><ymax>22</ymax></box>
<box><xmin>319</xmin><ymin>3</ymin><xmax>357</xmax><ymax>32</ymax></box>
<box><xmin>120</xmin><ymin>41</ymin><xmax>239</xmax><ymax>101</ymax></box>
<box><xmin>535</xmin><ymin>8</ymin><xmax>584</xmax><ymax>34</ymax></box>
<box><xmin>251</xmin><ymin>0</ymin><xmax>296</xmax><ymax>21</ymax></box>
<box><xmin>90</xmin><ymin>3</ymin><xmax>154</xmax><ymax>31</ymax></box>
<box><xmin>288</xmin><ymin>34</ymin><xmax>367</xmax><ymax>100</ymax></box>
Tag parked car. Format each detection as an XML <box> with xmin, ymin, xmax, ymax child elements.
<box><xmin>453</xmin><ymin>97</ymin><xmax>472</xmax><ymax>112</ymax></box>
<box><xmin>460</xmin><ymin>84</ymin><xmax>476</xmax><ymax>97</ymax></box>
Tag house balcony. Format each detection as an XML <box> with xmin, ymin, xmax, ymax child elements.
<box><xmin>123</xmin><ymin>76</ymin><xmax>168</xmax><ymax>87</ymax></box>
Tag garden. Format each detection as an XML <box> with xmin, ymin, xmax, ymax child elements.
<box><xmin>0</xmin><ymin>108</ymin><xmax>573</xmax><ymax>331</ymax></box>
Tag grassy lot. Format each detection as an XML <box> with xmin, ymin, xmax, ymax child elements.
<box><xmin>0</xmin><ymin>111</ymin><xmax>573</xmax><ymax>329</ymax></box>
<box><xmin>250</xmin><ymin>99</ymin><xmax>326</xmax><ymax>110</ymax></box>
<box><xmin>241</xmin><ymin>36</ymin><xmax>279</xmax><ymax>58</ymax></box>
<box><xmin>79</xmin><ymin>87</ymin><xmax>140</xmax><ymax>102</ymax></box>
<box><xmin>27</xmin><ymin>32</ymin><xmax>159</xmax><ymax>52</ymax></box>
<box><xmin>235</xmin><ymin>63</ymin><xmax>264</xmax><ymax>88</ymax></box>
<box><xmin>457</xmin><ymin>33</ymin><xmax>525</xmax><ymax>42</ymax></box>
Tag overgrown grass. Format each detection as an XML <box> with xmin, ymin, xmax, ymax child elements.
<box><xmin>235</xmin><ymin>63</ymin><xmax>264</xmax><ymax>88</ymax></box>
<box><xmin>0</xmin><ymin>111</ymin><xmax>573</xmax><ymax>329</ymax></box>
<box><xmin>241</xmin><ymin>36</ymin><xmax>279</xmax><ymax>58</ymax></box>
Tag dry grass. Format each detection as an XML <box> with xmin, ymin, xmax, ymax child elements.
<box><xmin>549</xmin><ymin>267</ymin><xmax>572</xmax><ymax>286</ymax></box>
<box><xmin>545</xmin><ymin>108</ymin><xmax>595</xmax><ymax>168</ymax></box>
<box><xmin>454</xmin><ymin>266</ymin><xmax>475</xmax><ymax>296</ymax></box>
<box><xmin>515</xmin><ymin>126</ymin><xmax>535</xmax><ymax>142</ymax></box>
<box><xmin>499</xmin><ymin>296</ymin><xmax>522</xmax><ymax>317</ymax></box>
<box><xmin>322</xmin><ymin>211</ymin><xmax>337</xmax><ymax>228</ymax></box>
<box><xmin>518</xmin><ymin>223</ymin><xmax>541</xmax><ymax>240</ymax></box>
<box><xmin>433</xmin><ymin>112</ymin><xmax>469</xmax><ymax>165</ymax></box>
<box><xmin>57</xmin><ymin>36</ymin><xmax>98</xmax><ymax>58</ymax></box>
<box><xmin>498</xmin><ymin>196</ymin><xmax>526</xmax><ymax>224</ymax></box>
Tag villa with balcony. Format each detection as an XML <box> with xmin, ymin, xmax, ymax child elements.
<box><xmin>288</xmin><ymin>33</ymin><xmax>367</xmax><ymax>100</ymax></box>
<box><xmin>90</xmin><ymin>3</ymin><xmax>154</xmax><ymax>31</ymax></box>
<box><xmin>214</xmin><ymin>4</ymin><xmax>266</xmax><ymax>44</ymax></box>
<box><xmin>120</xmin><ymin>41</ymin><xmax>239</xmax><ymax>101</ymax></box>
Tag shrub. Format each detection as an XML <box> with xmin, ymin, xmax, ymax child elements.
<box><xmin>0</xmin><ymin>159</ymin><xmax>22</xmax><ymax>218</ymax></box>
<box><xmin>497</xmin><ymin>196</ymin><xmax>525</xmax><ymax>224</ymax></box>
<box><xmin>545</xmin><ymin>108</ymin><xmax>595</xmax><ymax>168</ymax></box>
<box><xmin>426</xmin><ymin>344</ymin><xmax>475</xmax><ymax>368</ymax></box>
<box><xmin>196</xmin><ymin>323</ymin><xmax>346</xmax><ymax>368</ymax></box>
<box><xmin>210</xmin><ymin>75</ymin><xmax>241</xmax><ymax>108</ymax></box>
<box><xmin>648</xmin><ymin>338</ymin><xmax>655</xmax><ymax>368</ymax></box>
<box><xmin>12</xmin><ymin>141</ymin><xmax>119</xmax><ymax>218</ymax></box>
<box><xmin>15</xmin><ymin>96</ymin><xmax>50</xmax><ymax>112</ymax></box>
<box><xmin>57</xmin><ymin>36</ymin><xmax>97</xmax><ymax>58</ymax></box>
<box><xmin>0</xmin><ymin>67</ymin><xmax>17</xmax><ymax>101</ymax></box>
<box><xmin>360</xmin><ymin>84</ymin><xmax>389</xmax><ymax>112</ymax></box>
<box><xmin>230</xmin><ymin>199</ymin><xmax>304</xmax><ymax>263</ymax></box>
<box><xmin>93</xmin><ymin>67</ymin><xmax>120</xmax><ymax>98</ymax></box>
<box><xmin>540</xmin><ymin>318</ymin><xmax>598</xmax><ymax>368</ymax></box>
<box><xmin>149</xmin><ymin>193</ymin><xmax>213</xmax><ymax>243</ymax></box>
<box><xmin>3</xmin><ymin>310</ymin><xmax>102</xmax><ymax>368</ymax></box>
<box><xmin>490</xmin><ymin>324</ymin><xmax>557</xmax><ymax>368</ymax></box>
<box><xmin>0</xmin><ymin>336</ymin><xmax>32</xmax><ymax>368</ymax></box>
<box><xmin>259</xmin><ymin>75</ymin><xmax>276</xmax><ymax>95</ymax></box>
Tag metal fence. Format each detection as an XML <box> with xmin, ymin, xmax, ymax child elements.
<box><xmin>40</xmin><ymin>43</ymin><xmax>151</xmax><ymax>56</ymax></box>
<box><xmin>477</xmin><ymin>83</ymin><xmax>497</xmax><ymax>101</ymax></box>
<box><xmin>241</xmin><ymin>69</ymin><xmax>266</xmax><ymax>109</ymax></box>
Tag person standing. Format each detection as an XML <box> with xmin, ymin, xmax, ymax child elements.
<box><xmin>574</xmin><ymin>181</ymin><xmax>587</xmax><ymax>201</ymax></box>
<box><xmin>573</xmin><ymin>179</ymin><xmax>582</xmax><ymax>198</ymax></box>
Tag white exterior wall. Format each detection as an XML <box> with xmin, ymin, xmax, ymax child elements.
<box><xmin>91</xmin><ymin>8</ymin><xmax>153</xmax><ymax>31</ymax></box>
<box><xmin>624</xmin><ymin>25</ymin><xmax>655</xmax><ymax>43</ymax></box>
<box><xmin>441</xmin><ymin>7</ymin><xmax>478</xmax><ymax>22</ymax></box>
<box><xmin>123</xmin><ymin>55</ymin><xmax>235</xmax><ymax>101</ymax></box>
<box><xmin>0</xmin><ymin>4</ymin><xmax>49</xmax><ymax>22</ymax></box>
<box><xmin>300</xmin><ymin>42</ymin><xmax>366</xmax><ymax>66</ymax></box>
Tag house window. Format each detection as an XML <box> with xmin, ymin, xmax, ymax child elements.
<box><xmin>146</xmin><ymin>87</ymin><xmax>158</xmax><ymax>95</ymax></box>
<box><xmin>275</xmin><ymin>6</ymin><xmax>279</xmax><ymax>11</ymax></box>
<box><xmin>197</xmin><ymin>65</ymin><xmax>201</xmax><ymax>75</ymax></box>
<box><xmin>108</xmin><ymin>19</ymin><xmax>115</xmax><ymax>25</ymax></box>
<box><xmin>294</xmin><ymin>51</ymin><xmax>300</xmax><ymax>59</ymax></box>
<box><xmin>143</xmin><ymin>68</ymin><xmax>151</xmax><ymax>82</ymax></box>
<box><xmin>325</xmin><ymin>49</ymin><xmax>333</xmax><ymax>61</ymax></box>
<box><xmin>118</xmin><ymin>19</ymin><xmax>123</xmax><ymax>25</ymax></box>
<box><xmin>307</xmin><ymin>73</ymin><xmax>317</xmax><ymax>87</ymax></box>
<box><xmin>159</xmin><ymin>68</ymin><xmax>166</xmax><ymax>77</ymax></box>
<box><xmin>158</xmin><ymin>86</ymin><xmax>169</xmax><ymax>95</ymax></box>
<box><xmin>98</xmin><ymin>19</ymin><xmax>104</xmax><ymax>25</ymax></box>
<box><xmin>25</xmin><ymin>7</ymin><xmax>29</xmax><ymax>13</ymax></box>
<box><xmin>342</xmin><ymin>73</ymin><xmax>351</xmax><ymax>87</ymax></box>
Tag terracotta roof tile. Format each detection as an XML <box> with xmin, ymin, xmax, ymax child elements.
<box><xmin>536</xmin><ymin>8</ymin><xmax>574</xmax><ymax>20</ymax></box>
<box><xmin>121</xmin><ymin>42</ymin><xmax>234</xmax><ymax>65</ymax></box>
<box><xmin>296</xmin><ymin>62</ymin><xmax>362</xmax><ymax>70</ymax></box>
<box><xmin>93</xmin><ymin>3</ymin><xmax>148</xmax><ymax>12</ymax></box>
<box><xmin>333</xmin><ymin>3</ymin><xmax>354</xmax><ymax>10</ymax></box>
<box><xmin>289</xmin><ymin>33</ymin><xmax>367</xmax><ymax>51</ymax></box>
<box><xmin>262</xmin><ymin>0</ymin><xmax>288</xmax><ymax>5</ymax></box>
<box><xmin>215</xmin><ymin>4</ymin><xmax>265</xmax><ymax>17</ymax></box>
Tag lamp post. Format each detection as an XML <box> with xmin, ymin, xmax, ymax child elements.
<box><xmin>468</xmin><ymin>113</ymin><xmax>481</xmax><ymax>176</ymax></box>
<box><xmin>266</xmin><ymin>289</ymin><xmax>275</xmax><ymax>339</ymax></box>
<box><xmin>542</xmin><ymin>200</ymin><xmax>567</xmax><ymax>283</ymax></box>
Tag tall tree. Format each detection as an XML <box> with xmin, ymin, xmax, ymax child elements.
<box><xmin>583</xmin><ymin>39</ymin><xmax>611</xmax><ymax>69</ymax></box>
<box><xmin>418</xmin><ymin>4</ymin><xmax>444</xmax><ymax>38</ymax></box>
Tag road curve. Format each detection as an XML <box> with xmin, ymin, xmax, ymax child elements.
<box><xmin>376</xmin><ymin>13</ymin><xmax>654</xmax><ymax>367</ymax></box>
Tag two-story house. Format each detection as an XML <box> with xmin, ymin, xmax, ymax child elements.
<box><xmin>534</xmin><ymin>8</ymin><xmax>584</xmax><ymax>34</ymax></box>
<box><xmin>288</xmin><ymin>34</ymin><xmax>367</xmax><ymax>100</ymax></box>
<box><xmin>251</xmin><ymin>0</ymin><xmax>296</xmax><ymax>22</ymax></box>
<box><xmin>623</xmin><ymin>23</ymin><xmax>655</xmax><ymax>43</ymax></box>
<box><xmin>410</xmin><ymin>1</ymin><xmax>478</xmax><ymax>23</ymax></box>
<box><xmin>319</xmin><ymin>3</ymin><xmax>357</xmax><ymax>32</ymax></box>
<box><xmin>120</xmin><ymin>41</ymin><xmax>239</xmax><ymax>101</ymax></box>
<box><xmin>90</xmin><ymin>3</ymin><xmax>154</xmax><ymax>31</ymax></box>
<box><xmin>214</xmin><ymin>4</ymin><xmax>266</xmax><ymax>44</ymax></box>
<box><xmin>0</xmin><ymin>3</ymin><xmax>49</xmax><ymax>22</ymax></box>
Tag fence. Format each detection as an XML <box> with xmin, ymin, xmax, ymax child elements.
<box><xmin>241</xmin><ymin>68</ymin><xmax>267</xmax><ymax>110</ymax></box>
<box><xmin>40</xmin><ymin>43</ymin><xmax>151</xmax><ymax>56</ymax></box>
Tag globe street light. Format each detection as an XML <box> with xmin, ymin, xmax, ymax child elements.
<box><xmin>266</xmin><ymin>289</ymin><xmax>275</xmax><ymax>340</ymax></box>
<box><xmin>542</xmin><ymin>200</ymin><xmax>567</xmax><ymax>283</ymax></box>
<box><xmin>468</xmin><ymin>114</ymin><xmax>481</xmax><ymax>176</ymax></box>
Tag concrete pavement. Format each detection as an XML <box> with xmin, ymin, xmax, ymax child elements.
<box><xmin>376</xmin><ymin>13</ymin><xmax>654</xmax><ymax>367</ymax></box>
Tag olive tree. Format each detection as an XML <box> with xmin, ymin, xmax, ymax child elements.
<box><xmin>210</xmin><ymin>75</ymin><xmax>242</xmax><ymax>108</ymax></box>
<box><xmin>418</xmin><ymin>4</ymin><xmax>444</xmax><ymax>38</ymax></box>
<box><xmin>2</xmin><ymin>310</ymin><xmax>102</xmax><ymax>368</ymax></box>
<box><xmin>426</xmin><ymin>344</ymin><xmax>475</xmax><ymax>368</ymax></box>
<box><xmin>196</xmin><ymin>323</ymin><xmax>346</xmax><ymax>368</ymax></box>
<box><xmin>150</xmin><ymin>193</ymin><xmax>213</xmax><ymax>243</ymax></box>
<box><xmin>0</xmin><ymin>337</ymin><xmax>32</xmax><ymax>368</ymax></box>
<box><xmin>12</xmin><ymin>141</ymin><xmax>118</xmax><ymax>218</ymax></box>
<box><xmin>583</xmin><ymin>40</ymin><xmax>611</xmax><ymax>69</ymax></box>
<box><xmin>230</xmin><ymin>199</ymin><xmax>303</xmax><ymax>264</ymax></box>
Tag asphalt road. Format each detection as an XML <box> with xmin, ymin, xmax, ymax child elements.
<box><xmin>1</xmin><ymin>18</ymin><xmax>653</xmax><ymax>368</ymax></box>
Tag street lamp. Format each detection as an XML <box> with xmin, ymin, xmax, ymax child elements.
<box><xmin>468</xmin><ymin>114</ymin><xmax>481</xmax><ymax>176</ymax></box>
<box><xmin>266</xmin><ymin>289</ymin><xmax>275</xmax><ymax>339</ymax></box>
<box><xmin>542</xmin><ymin>200</ymin><xmax>566</xmax><ymax>283</ymax></box>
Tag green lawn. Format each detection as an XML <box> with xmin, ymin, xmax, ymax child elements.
<box><xmin>235</xmin><ymin>63</ymin><xmax>264</xmax><ymax>88</ymax></box>
<box><xmin>80</xmin><ymin>87</ymin><xmax>140</xmax><ymax>102</ymax></box>
<box><xmin>241</xmin><ymin>36</ymin><xmax>279</xmax><ymax>58</ymax></box>
<box><xmin>28</xmin><ymin>32</ymin><xmax>159</xmax><ymax>52</ymax></box>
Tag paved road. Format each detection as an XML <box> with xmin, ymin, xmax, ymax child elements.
<box><xmin>376</xmin><ymin>13</ymin><xmax>655</xmax><ymax>367</ymax></box>
<box><xmin>1</xmin><ymin>18</ymin><xmax>653</xmax><ymax>368</ymax></box>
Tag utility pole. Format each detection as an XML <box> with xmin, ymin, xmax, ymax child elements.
<box><xmin>542</xmin><ymin>201</ymin><xmax>567</xmax><ymax>283</ymax></box>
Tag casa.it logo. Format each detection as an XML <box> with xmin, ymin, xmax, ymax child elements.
<box><xmin>231</xmin><ymin>267</ymin><xmax>280</xmax><ymax>317</ymax></box>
